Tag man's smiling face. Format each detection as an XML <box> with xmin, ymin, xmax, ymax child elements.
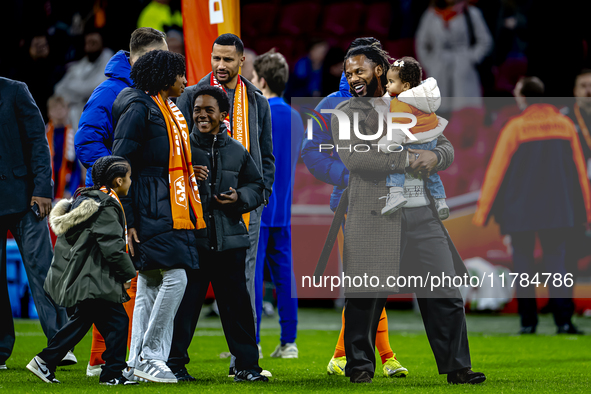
<box><xmin>345</xmin><ymin>55</ymin><xmax>382</xmax><ymax>97</ymax></box>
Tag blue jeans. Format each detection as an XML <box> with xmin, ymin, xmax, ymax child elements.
<box><xmin>386</xmin><ymin>140</ymin><xmax>446</xmax><ymax>199</ymax></box>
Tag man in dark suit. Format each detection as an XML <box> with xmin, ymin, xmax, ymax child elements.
<box><xmin>0</xmin><ymin>77</ymin><xmax>70</xmax><ymax>369</ymax></box>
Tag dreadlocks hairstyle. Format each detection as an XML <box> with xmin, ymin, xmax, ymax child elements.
<box><xmin>192</xmin><ymin>86</ymin><xmax>231</xmax><ymax>115</ymax></box>
<box><xmin>390</xmin><ymin>56</ymin><xmax>422</xmax><ymax>89</ymax></box>
<box><xmin>344</xmin><ymin>43</ymin><xmax>392</xmax><ymax>87</ymax></box>
<box><xmin>131</xmin><ymin>50</ymin><xmax>185</xmax><ymax>96</ymax></box>
<box><xmin>347</xmin><ymin>37</ymin><xmax>382</xmax><ymax>52</ymax></box>
<box><xmin>75</xmin><ymin>156</ymin><xmax>130</xmax><ymax>196</ymax></box>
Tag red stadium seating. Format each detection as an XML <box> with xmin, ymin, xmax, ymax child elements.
<box><xmin>322</xmin><ymin>2</ymin><xmax>366</xmax><ymax>36</ymax></box>
<box><xmin>384</xmin><ymin>38</ymin><xmax>416</xmax><ymax>60</ymax></box>
<box><xmin>241</xmin><ymin>3</ymin><xmax>279</xmax><ymax>38</ymax></box>
<box><xmin>277</xmin><ymin>2</ymin><xmax>322</xmax><ymax>36</ymax></box>
<box><xmin>364</xmin><ymin>2</ymin><xmax>391</xmax><ymax>39</ymax></box>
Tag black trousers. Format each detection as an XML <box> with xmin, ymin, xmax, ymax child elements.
<box><xmin>38</xmin><ymin>299</ymin><xmax>128</xmax><ymax>381</ymax></box>
<box><xmin>0</xmin><ymin>211</ymin><xmax>67</xmax><ymax>364</ymax></box>
<box><xmin>168</xmin><ymin>248</ymin><xmax>261</xmax><ymax>373</ymax></box>
<box><xmin>510</xmin><ymin>229</ymin><xmax>574</xmax><ymax>328</ymax></box>
<box><xmin>344</xmin><ymin>206</ymin><xmax>471</xmax><ymax>378</ymax></box>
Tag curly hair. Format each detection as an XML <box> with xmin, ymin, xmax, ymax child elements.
<box><xmin>390</xmin><ymin>56</ymin><xmax>422</xmax><ymax>89</ymax></box>
<box><xmin>344</xmin><ymin>43</ymin><xmax>392</xmax><ymax>87</ymax></box>
<box><xmin>75</xmin><ymin>156</ymin><xmax>130</xmax><ymax>196</ymax></box>
<box><xmin>192</xmin><ymin>86</ymin><xmax>231</xmax><ymax>115</ymax></box>
<box><xmin>131</xmin><ymin>50</ymin><xmax>185</xmax><ymax>96</ymax></box>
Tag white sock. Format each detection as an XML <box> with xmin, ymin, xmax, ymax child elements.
<box><xmin>389</xmin><ymin>187</ymin><xmax>403</xmax><ymax>194</ymax></box>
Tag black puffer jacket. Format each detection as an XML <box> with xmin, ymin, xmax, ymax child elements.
<box><xmin>112</xmin><ymin>87</ymin><xmax>199</xmax><ymax>271</ymax></box>
<box><xmin>191</xmin><ymin>126</ymin><xmax>264</xmax><ymax>251</ymax></box>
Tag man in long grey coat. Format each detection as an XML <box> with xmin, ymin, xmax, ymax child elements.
<box><xmin>331</xmin><ymin>44</ymin><xmax>485</xmax><ymax>384</ymax></box>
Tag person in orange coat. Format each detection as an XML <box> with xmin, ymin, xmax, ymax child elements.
<box><xmin>474</xmin><ymin>77</ymin><xmax>591</xmax><ymax>334</ymax></box>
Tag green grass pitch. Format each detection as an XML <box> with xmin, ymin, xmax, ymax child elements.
<box><xmin>1</xmin><ymin>308</ymin><xmax>590</xmax><ymax>393</ymax></box>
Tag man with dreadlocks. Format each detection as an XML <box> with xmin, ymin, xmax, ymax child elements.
<box><xmin>324</xmin><ymin>43</ymin><xmax>485</xmax><ymax>384</ymax></box>
<box><xmin>303</xmin><ymin>37</ymin><xmax>408</xmax><ymax>379</ymax></box>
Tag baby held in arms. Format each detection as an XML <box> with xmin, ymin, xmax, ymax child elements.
<box><xmin>379</xmin><ymin>56</ymin><xmax>450</xmax><ymax>220</ymax></box>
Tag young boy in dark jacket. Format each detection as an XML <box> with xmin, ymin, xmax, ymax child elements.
<box><xmin>167</xmin><ymin>86</ymin><xmax>268</xmax><ymax>382</ymax></box>
<box><xmin>27</xmin><ymin>156</ymin><xmax>137</xmax><ymax>385</ymax></box>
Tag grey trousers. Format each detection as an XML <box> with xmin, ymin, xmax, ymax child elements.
<box><xmin>345</xmin><ymin>206</ymin><xmax>471</xmax><ymax>377</ymax></box>
<box><xmin>0</xmin><ymin>211</ymin><xmax>67</xmax><ymax>363</ymax></box>
<box><xmin>245</xmin><ymin>205</ymin><xmax>263</xmax><ymax>319</ymax></box>
<box><xmin>128</xmin><ymin>268</ymin><xmax>187</xmax><ymax>367</ymax></box>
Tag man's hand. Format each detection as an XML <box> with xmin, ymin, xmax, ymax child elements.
<box><xmin>31</xmin><ymin>196</ymin><xmax>52</xmax><ymax>219</ymax></box>
<box><xmin>214</xmin><ymin>187</ymin><xmax>238</xmax><ymax>205</ymax></box>
<box><xmin>193</xmin><ymin>165</ymin><xmax>209</xmax><ymax>181</ymax></box>
<box><xmin>128</xmin><ymin>228</ymin><xmax>140</xmax><ymax>257</ymax></box>
<box><xmin>124</xmin><ymin>281</ymin><xmax>131</xmax><ymax>290</ymax></box>
<box><xmin>407</xmin><ymin>149</ymin><xmax>438</xmax><ymax>178</ymax></box>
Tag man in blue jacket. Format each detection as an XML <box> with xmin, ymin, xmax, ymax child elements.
<box><xmin>75</xmin><ymin>27</ymin><xmax>168</xmax><ymax>186</ymax></box>
<box><xmin>251</xmin><ymin>49</ymin><xmax>303</xmax><ymax>359</ymax></box>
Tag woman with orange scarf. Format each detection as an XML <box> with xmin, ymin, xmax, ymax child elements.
<box><xmin>112</xmin><ymin>50</ymin><xmax>205</xmax><ymax>383</ymax></box>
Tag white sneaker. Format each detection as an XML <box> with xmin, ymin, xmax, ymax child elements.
<box><xmin>380</xmin><ymin>193</ymin><xmax>407</xmax><ymax>215</ymax></box>
<box><xmin>59</xmin><ymin>350</ymin><xmax>77</xmax><ymax>366</ymax></box>
<box><xmin>123</xmin><ymin>366</ymin><xmax>148</xmax><ymax>382</ymax></box>
<box><xmin>134</xmin><ymin>359</ymin><xmax>177</xmax><ymax>383</ymax></box>
<box><xmin>435</xmin><ymin>198</ymin><xmax>449</xmax><ymax>220</ymax></box>
<box><xmin>27</xmin><ymin>356</ymin><xmax>60</xmax><ymax>383</ymax></box>
<box><xmin>258</xmin><ymin>344</ymin><xmax>263</xmax><ymax>359</ymax></box>
<box><xmin>0</xmin><ymin>364</ymin><xmax>6</xmax><ymax>370</ymax></box>
<box><xmin>229</xmin><ymin>366</ymin><xmax>272</xmax><ymax>378</ymax></box>
<box><xmin>261</xmin><ymin>369</ymin><xmax>272</xmax><ymax>377</ymax></box>
<box><xmin>270</xmin><ymin>343</ymin><xmax>298</xmax><ymax>359</ymax></box>
<box><xmin>86</xmin><ymin>362</ymin><xmax>104</xmax><ymax>377</ymax></box>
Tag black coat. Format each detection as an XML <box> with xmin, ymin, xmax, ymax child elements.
<box><xmin>0</xmin><ymin>77</ymin><xmax>52</xmax><ymax>216</ymax></box>
<box><xmin>191</xmin><ymin>126</ymin><xmax>264</xmax><ymax>251</ymax></box>
<box><xmin>112</xmin><ymin>87</ymin><xmax>199</xmax><ymax>271</ymax></box>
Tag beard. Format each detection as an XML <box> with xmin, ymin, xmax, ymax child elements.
<box><xmin>365</xmin><ymin>75</ymin><xmax>379</xmax><ymax>97</ymax></box>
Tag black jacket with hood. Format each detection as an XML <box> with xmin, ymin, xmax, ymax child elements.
<box><xmin>177</xmin><ymin>73</ymin><xmax>275</xmax><ymax>204</ymax></box>
<box><xmin>191</xmin><ymin>124</ymin><xmax>264</xmax><ymax>251</ymax></box>
<box><xmin>112</xmin><ymin>87</ymin><xmax>199</xmax><ymax>271</ymax></box>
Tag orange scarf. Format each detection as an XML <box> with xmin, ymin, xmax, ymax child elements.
<box><xmin>99</xmin><ymin>186</ymin><xmax>128</xmax><ymax>253</ymax></box>
<box><xmin>210</xmin><ymin>74</ymin><xmax>251</xmax><ymax>229</ymax></box>
<box><xmin>46</xmin><ymin>122</ymin><xmax>76</xmax><ymax>199</ymax></box>
<box><xmin>151</xmin><ymin>94</ymin><xmax>206</xmax><ymax>230</ymax></box>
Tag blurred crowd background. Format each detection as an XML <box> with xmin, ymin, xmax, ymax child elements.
<box><xmin>3</xmin><ymin>0</ymin><xmax>591</xmax><ymax>316</ymax></box>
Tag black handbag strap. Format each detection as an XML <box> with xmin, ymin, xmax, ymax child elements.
<box><xmin>313</xmin><ymin>187</ymin><xmax>348</xmax><ymax>280</ymax></box>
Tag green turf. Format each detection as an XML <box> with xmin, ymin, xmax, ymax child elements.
<box><xmin>1</xmin><ymin>309</ymin><xmax>590</xmax><ymax>393</ymax></box>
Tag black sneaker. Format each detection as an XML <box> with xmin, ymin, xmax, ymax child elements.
<box><xmin>234</xmin><ymin>370</ymin><xmax>269</xmax><ymax>382</ymax></box>
<box><xmin>100</xmin><ymin>376</ymin><xmax>139</xmax><ymax>385</ymax></box>
<box><xmin>518</xmin><ymin>326</ymin><xmax>536</xmax><ymax>334</ymax></box>
<box><xmin>557</xmin><ymin>323</ymin><xmax>584</xmax><ymax>335</ymax></box>
<box><xmin>228</xmin><ymin>366</ymin><xmax>236</xmax><ymax>377</ymax></box>
<box><xmin>174</xmin><ymin>367</ymin><xmax>196</xmax><ymax>382</ymax></box>
<box><xmin>447</xmin><ymin>368</ymin><xmax>486</xmax><ymax>384</ymax></box>
<box><xmin>350</xmin><ymin>370</ymin><xmax>373</xmax><ymax>383</ymax></box>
